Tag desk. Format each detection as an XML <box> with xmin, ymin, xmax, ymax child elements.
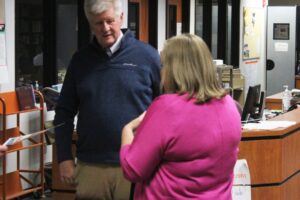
<box><xmin>239</xmin><ymin>108</ymin><xmax>300</xmax><ymax>200</ymax></box>
<box><xmin>295</xmin><ymin>75</ymin><xmax>300</xmax><ymax>89</ymax></box>
<box><xmin>265</xmin><ymin>92</ymin><xmax>283</xmax><ymax>110</ymax></box>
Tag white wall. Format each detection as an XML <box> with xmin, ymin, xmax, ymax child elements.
<box><xmin>0</xmin><ymin>0</ymin><xmax>15</xmax><ymax>92</ymax></box>
<box><xmin>239</xmin><ymin>0</ymin><xmax>268</xmax><ymax>93</ymax></box>
<box><xmin>157</xmin><ymin>0</ymin><xmax>167</xmax><ymax>52</ymax></box>
<box><xmin>121</xmin><ymin>0</ymin><xmax>128</xmax><ymax>28</ymax></box>
<box><xmin>189</xmin><ymin>0</ymin><xmax>195</xmax><ymax>34</ymax></box>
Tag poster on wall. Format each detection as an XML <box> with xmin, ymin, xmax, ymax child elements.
<box><xmin>242</xmin><ymin>7</ymin><xmax>263</xmax><ymax>61</ymax></box>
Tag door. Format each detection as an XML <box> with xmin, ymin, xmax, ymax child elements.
<box><xmin>166</xmin><ymin>0</ymin><xmax>182</xmax><ymax>39</ymax></box>
<box><xmin>267</xmin><ymin>6</ymin><xmax>296</xmax><ymax>96</ymax></box>
<box><xmin>128</xmin><ymin>0</ymin><xmax>149</xmax><ymax>42</ymax></box>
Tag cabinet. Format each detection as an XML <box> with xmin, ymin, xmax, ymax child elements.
<box><xmin>217</xmin><ymin>65</ymin><xmax>245</xmax><ymax>106</ymax></box>
<box><xmin>0</xmin><ymin>90</ymin><xmax>45</xmax><ymax>199</ymax></box>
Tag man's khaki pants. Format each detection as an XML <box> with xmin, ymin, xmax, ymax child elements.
<box><xmin>75</xmin><ymin>160</ymin><xmax>131</xmax><ymax>200</ymax></box>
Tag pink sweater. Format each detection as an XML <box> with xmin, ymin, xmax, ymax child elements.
<box><xmin>120</xmin><ymin>94</ymin><xmax>241</xmax><ymax>200</ymax></box>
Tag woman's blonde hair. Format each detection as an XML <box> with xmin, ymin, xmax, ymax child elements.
<box><xmin>160</xmin><ymin>33</ymin><xmax>226</xmax><ymax>103</ymax></box>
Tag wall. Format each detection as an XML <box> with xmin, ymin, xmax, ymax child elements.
<box><xmin>239</xmin><ymin>0</ymin><xmax>268</xmax><ymax>93</ymax></box>
<box><xmin>0</xmin><ymin>0</ymin><xmax>4</xmax><ymax>21</ymax></box>
<box><xmin>121</xmin><ymin>0</ymin><xmax>128</xmax><ymax>28</ymax></box>
<box><xmin>157</xmin><ymin>0</ymin><xmax>167</xmax><ymax>51</ymax></box>
<box><xmin>0</xmin><ymin>0</ymin><xmax>14</xmax><ymax>93</ymax></box>
<box><xmin>189</xmin><ymin>0</ymin><xmax>195</xmax><ymax>34</ymax></box>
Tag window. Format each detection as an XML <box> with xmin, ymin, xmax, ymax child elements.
<box><xmin>195</xmin><ymin>0</ymin><xmax>203</xmax><ymax>37</ymax></box>
<box><xmin>56</xmin><ymin>0</ymin><xmax>78</xmax><ymax>83</ymax></box>
<box><xmin>194</xmin><ymin>0</ymin><xmax>239</xmax><ymax>66</ymax></box>
<box><xmin>128</xmin><ymin>2</ymin><xmax>140</xmax><ymax>39</ymax></box>
<box><xmin>15</xmin><ymin>0</ymin><xmax>90</xmax><ymax>88</ymax></box>
<box><xmin>15</xmin><ymin>0</ymin><xmax>43</xmax><ymax>88</ymax></box>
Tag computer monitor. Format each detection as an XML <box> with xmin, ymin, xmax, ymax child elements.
<box><xmin>241</xmin><ymin>84</ymin><xmax>265</xmax><ymax>122</ymax></box>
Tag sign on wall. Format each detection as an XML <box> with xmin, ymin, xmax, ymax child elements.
<box><xmin>242</xmin><ymin>7</ymin><xmax>263</xmax><ymax>61</ymax></box>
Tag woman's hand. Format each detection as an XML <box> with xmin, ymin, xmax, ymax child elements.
<box><xmin>0</xmin><ymin>145</ymin><xmax>7</xmax><ymax>156</ymax></box>
<box><xmin>121</xmin><ymin>112</ymin><xmax>146</xmax><ymax>146</ymax></box>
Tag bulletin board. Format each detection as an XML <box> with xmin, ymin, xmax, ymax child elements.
<box><xmin>242</xmin><ymin>7</ymin><xmax>263</xmax><ymax>61</ymax></box>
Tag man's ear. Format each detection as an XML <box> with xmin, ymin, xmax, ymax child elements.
<box><xmin>120</xmin><ymin>12</ymin><xmax>124</xmax><ymax>24</ymax></box>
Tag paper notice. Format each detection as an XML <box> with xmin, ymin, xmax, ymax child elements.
<box><xmin>0</xmin><ymin>31</ymin><xmax>6</xmax><ymax>66</ymax></box>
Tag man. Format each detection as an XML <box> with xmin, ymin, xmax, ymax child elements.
<box><xmin>0</xmin><ymin>145</ymin><xmax>7</xmax><ymax>156</ymax></box>
<box><xmin>53</xmin><ymin>0</ymin><xmax>161</xmax><ymax>199</ymax></box>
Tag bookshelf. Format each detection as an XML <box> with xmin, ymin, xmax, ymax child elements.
<box><xmin>217</xmin><ymin>65</ymin><xmax>245</xmax><ymax>106</ymax></box>
<box><xmin>15</xmin><ymin>1</ymin><xmax>43</xmax><ymax>87</ymax></box>
<box><xmin>0</xmin><ymin>90</ymin><xmax>45</xmax><ymax>199</ymax></box>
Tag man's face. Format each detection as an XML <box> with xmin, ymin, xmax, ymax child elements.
<box><xmin>89</xmin><ymin>7</ymin><xmax>123</xmax><ymax>48</ymax></box>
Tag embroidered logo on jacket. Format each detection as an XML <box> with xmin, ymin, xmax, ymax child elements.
<box><xmin>123</xmin><ymin>63</ymin><xmax>137</xmax><ymax>67</ymax></box>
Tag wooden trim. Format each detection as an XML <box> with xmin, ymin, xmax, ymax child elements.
<box><xmin>168</xmin><ymin>0</ymin><xmax>182</xmax><ymax>23</ymax></box>
<box><xmin>251</xmin><ymin>172</ymin><xmax>300</xmax><ymax>200</ymax></box>
<box><xmin>295</xmin><ymin>75</ymin><xmax>300</xmax><ymax>89</ymax></box>
<box><xmin>129</xmin><ymin>0</ymin><xmax>149</xmax><ymax>42</ymax></box>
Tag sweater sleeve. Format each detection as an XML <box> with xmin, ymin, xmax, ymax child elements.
<box><xmin>54</xmin><ymin>56</ymin><xmax>79</xmax><ymax>163</ymax></box>
<box><xmin>120</xmin><ymin>96</ymin><xmax>169</xmax><ymax>182</ymax></box>
<box><xmin>150</xmin><ymin>51</ymin><xmax>161</xmax><ymax>99</ymax></box>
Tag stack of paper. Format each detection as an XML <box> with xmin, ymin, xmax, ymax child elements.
<box><xmin>243</xmin><ymin>121</ymin><xmax>296</xmax><ymax>130</ymax></box>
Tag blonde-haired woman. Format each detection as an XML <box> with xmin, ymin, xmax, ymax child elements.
<box><xmin>120</xmin><ymin>34</ymin><xmax>241</xmax><ymax>199</ymax></box>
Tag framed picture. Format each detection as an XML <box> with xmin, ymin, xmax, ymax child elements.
<box><xmin>273</xmin><ymin>23</ymin><xmax>289</xmax><ymax>40</ymax></box>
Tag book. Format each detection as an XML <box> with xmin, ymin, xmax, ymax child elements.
<box><xmin>15</xmin><ymin>85</ymin><xmax>36</xmax><ymax>110</ymax></box>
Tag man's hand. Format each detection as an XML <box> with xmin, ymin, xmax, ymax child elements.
<box><xmin>59</xmin><ymin>160</ymin><xmax>76</xmax><ymax>185</ymax></box>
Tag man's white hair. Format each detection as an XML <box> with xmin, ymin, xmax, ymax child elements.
<box><xmin>84</xmin><ymin>0</ymin><xmax>122</xmax><ymax>21</ymax></box>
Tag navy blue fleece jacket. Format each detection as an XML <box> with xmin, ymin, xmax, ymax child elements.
<box><xmin>54</xmin><ymin>30</ymin><xmax>161</xmax><ymax>164</ymax></box>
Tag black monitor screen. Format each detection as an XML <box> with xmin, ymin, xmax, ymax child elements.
<box><xmin>241</xmin><ymin>84</ymin><xmax>265</xmax><ymax>122</ymax></box>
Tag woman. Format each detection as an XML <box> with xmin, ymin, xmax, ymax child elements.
<box><xmin>120</xmin><ymin>34</ymin><xmax>241</xmax><ymax>199</ymax></box>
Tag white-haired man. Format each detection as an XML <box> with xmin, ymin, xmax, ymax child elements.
<box><xmin>54</xmin><ymin>0</ymin><xmax>161</xmax><ymax>199</ymax></box>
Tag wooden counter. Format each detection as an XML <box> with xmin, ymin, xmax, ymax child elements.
<box><xmin>295</xmin><ymin>75</ymin><xmax>300</xmax><ymax>89</ymax></box>
<box><xmin>265</xmin><ymin>92</ymin><xmax>283</xmax><ymax>110</ymax></box>
<box><xmin>51</xmin><ymin>109</ymin><xmax>300</xmax><ymax>200</ymax></box>
<box><xmin>239</xmin><ymin>108</ymin><xmax>300</xmax><ymax>200</ymax></box>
